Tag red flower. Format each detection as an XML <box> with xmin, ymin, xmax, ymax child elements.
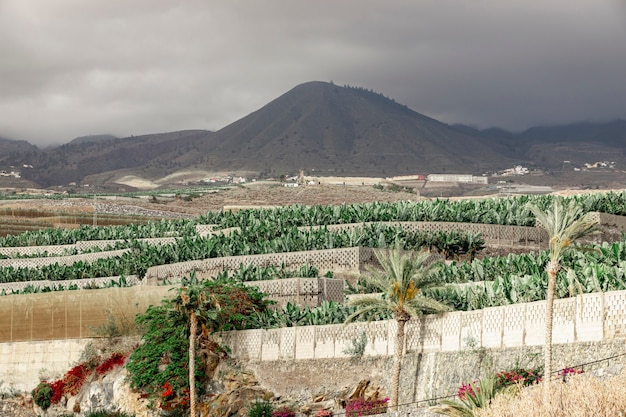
<box><xmin>162</xmin><ymin>382</ymin><xmax>174</xmax><ymax>398</ymax></box>
<box><xmin>95</xmin><ymin>353</ymin><xmax>127</xmax><ymax>375</ymax></box>
<box><xmin>50</xmin><ymin>380</ymin><xmax>65</xmax><ymax>404</ymax></box>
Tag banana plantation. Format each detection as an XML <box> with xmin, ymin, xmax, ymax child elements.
<box><xmin>3</xmin><ymin>192</ymin><xmax>626</xmax><ymax>326</ymax></box>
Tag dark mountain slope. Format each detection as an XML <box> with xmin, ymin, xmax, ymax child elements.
<box><xmin>19</xmin><ymin>130</ymin><xmax>212</xmax><ymax>187</ymax></box>
<box><xmin>182</xmin><ymin>82</ymin><xmax>517</xmax><ymax>176</ymax></box>
<box><xmin>0</xmin><ymin>137</ymin><xmax>43</xmax><ymax>169</ymax></box>
<box><xmin>517</xmin><ymin>120</ymin><xmax>626</xmax><ymax>168</ymax></box>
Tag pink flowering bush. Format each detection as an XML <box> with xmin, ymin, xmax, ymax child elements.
<box><xmin>495</xmin><ymin>366</ymin><xmax>542</xmax><ymax>389</ymax></box>
<box><xmin>457</xmin><ymin>381</ymin><xmax>478</xmax><ymax>400</ymax></box>
<box><xmin>272</xmin><ymin>406</ymin><xmax>296</xmax><ymax>417</ymax></box>
<box><xmin>558</xmin><ymin>367</ymin><xmax>583</xmax><ymax>378</ymax></box>
<box><xmin>344</xmin><ymin>397</ymin><xmax>389</xmax><ymax>417</ymax></box>
<box><xmin>457</xmin><ymin>366</ymin><xmax>543</xmax><ymax>401</ymax></box>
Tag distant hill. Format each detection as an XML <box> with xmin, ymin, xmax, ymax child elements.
<box><xmin>69</xmin><ymin>134</ymin><xmax>119</xmax><ymax>145</ymax></box>
<box><xmin>167</xmin><ymin>81</ymin><xmax>517</xmax><ymax>177</ymax></box>
<box><xmin>12</xmin><ymin>130</ymin><xmax>212</xmax><ymax>187</ymax></box>
<box><xmin>0</xmin><ymin>81</ymin><xmax>625</xmax><ymax>188</ymax></box>
<box><xmin>0</xmin><ymin>136</ymin><xmax>42</xmax><ymax>169</ymax></box>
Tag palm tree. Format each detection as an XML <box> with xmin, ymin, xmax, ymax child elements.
<box><xmin>171</xmin><ymin>274</ymin><xmax>270</xmax><ymax>416</ymax></box>
<box><xmin>528</xmin><ymin>199</ymin><xmax>598</xmax><ymax>404</ymax></box>
<box><xmin>345</xmin><ymin>249</ymin><xmax>451</xmax><ymax>411</ymax></box>
<box><xmin>172</xmin><ymin>277</ymin><xmax>219</xmax><ymax>417</ymax></box>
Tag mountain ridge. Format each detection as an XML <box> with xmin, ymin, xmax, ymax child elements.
<box><xmin>1</xmin><ymin>81</ymin><xmax>625</xmax><ymax>189</ymax></box>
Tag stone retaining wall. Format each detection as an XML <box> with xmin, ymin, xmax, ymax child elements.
<box><xmin>244</xmin><ymin>278</ymin><xmax>345</xmax><ymax>307</ymax></box>
<box><xmin>0</xmin><ymin>248</ymin><xmax>131</xmax><ymax>268</ymax></box>
<box><xmin>0</xmin><ymin>237</ymin><xmax>178</xmax><ymax>257</ymax></box>
<box><xmin>0</xmin><ymin>275</ymin><xmax>141</xmax><ymax>294</ymax></box>
<box><xmin>297</xmin><ymin>221</ymin><xmax>548</xmax><ymax>248</ymax></box>
<box><xmin>144</xmin><ymin>247</ymin><xmax>373</xmax><ymax>284</ymax></box>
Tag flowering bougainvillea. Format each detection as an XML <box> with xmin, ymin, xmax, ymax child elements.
<box><xmin>272</xmin><ymin>406</ymin><xmax>296</xmax><ymax>417</ymax></box>
<box><xmin>558</xmin><ymin>367</ymin><xmax>583</xmax><ymax>379</ymax></box>
<box><xmin>95</xmin><ymin>352</ymin><xmax>127</xmax><ymax>375</ymax></box>
<box><xmin>344</xmin><ymin>397</ymin><xmax>389</xmax><ymax>417</ymax></box>
<box><xmin>162</xmin><ymin>382</ymin><xmax>174</xmax><ymax>399</ymax></box>
<box><xmin>63</xmin><ymin>363</ymin><xmax>91</xmax><ymax>396</ymax></box>
<box><xmin>32</xmin><ymin>351</ymin><xmax>131</xmax><ymax>406</ymax></box>
<box><xmin>495</xmin><ymin>367</ymin><xmax>542</xmax><ymax>388</ymax></box>
<box><xmin>49</xmin><ymin>379</ymin><xmax>66</xmax><ymax>404</ymax></box>
<box><xmin>457</xmin><ymin>366</ymin><xmax>544</xmax><ymax>401</ymax></box>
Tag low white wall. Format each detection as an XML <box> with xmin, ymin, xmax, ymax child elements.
<box><xmin>0</xmin><ymin>338</ymin><xmax>91</xmax><ymax>393</ymax></box>
<box><xmin>220</xmin><ymin>290</ymin><xmax>624</xmax><ymax>361</ymax></box>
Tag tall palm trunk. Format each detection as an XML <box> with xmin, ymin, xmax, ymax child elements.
<box><xmin>189</xmin><ymin>311</ymin><xmax>197</xmax><ymax>417</ymax></box>
<box><xmin>391</xmin><ymin>311</ymin><xmax>410</xmax><ymax>412</ymax></box>
<box><xmin>543</xmin><ymin>260</ymin><xmax>558</xmax><ymax>405</ymax></box>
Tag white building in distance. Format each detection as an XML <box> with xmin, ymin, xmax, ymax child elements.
<box><xmin>426</xmin><ymin>174</ymin><xmax>488</xmax><ymax>184</ymax></box>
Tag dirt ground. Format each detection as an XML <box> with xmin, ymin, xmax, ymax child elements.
<box><xmin>0</xmin><ymin>184</ymin><xmax>421</xmax><ymax>217</ymax></box>
<box><xmin>3</xmin><ymin>180</ymin><xmax>626</xmax><ymax>219</ymax></box>
<box><xmin>169</xmin><ymin>184</ymin><xmax>420</xmax><ymax>212</ymax></box>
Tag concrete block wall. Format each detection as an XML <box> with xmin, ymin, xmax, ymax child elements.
<box><xmin>2</xmin><ymin>291</ymin><xmax>626</xmax><ymax>400</ymax></box>
<box><xmin>219</xmin><ymin>291</ymin><xmax>623</xmax><ymax>361</ymax></box>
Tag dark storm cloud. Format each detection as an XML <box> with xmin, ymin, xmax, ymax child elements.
<box><xmin>0</xmin><ymin>0</ymin><xmax>625</xmax><ymax>145</ymax></box>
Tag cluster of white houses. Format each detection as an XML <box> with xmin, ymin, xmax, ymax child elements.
<box><xmin>0</xmin><ymin>170</ymin><xmax>20</xmax><ymax>178</ymax></box>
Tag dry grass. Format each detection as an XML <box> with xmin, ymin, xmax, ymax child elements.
<box><xmin>476</xmin><ymin>372</ymin><xmax>626</xmax><ymax>417</ymax></box>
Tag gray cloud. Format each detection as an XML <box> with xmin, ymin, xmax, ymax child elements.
<box><xmin>0</xmin><ymin>0</ymin><xmax>625</xmax><ymax>145</ymax></box>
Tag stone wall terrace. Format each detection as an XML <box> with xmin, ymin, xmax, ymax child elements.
<box><xmin>0</xmin><ymin>249</ymin><xmax>131</xmax><ymax>268</ymax></box>
<box><xmin>0</xmin><ymin>275</ymin><xmax>141</xmax><ymax>294</ymax></box>
<box><xmin>144</xmin><ymin>247</ymin><xmax>373</xmax><ymax>284</ymax></box>
<box><xmin>0</xmin><ymin>237</ymin><xmax>178</xmax><ymax>257</ymax></box>
<box><xmin>297</xmin><ymin>221</ymin><xmax>549</xmax><ymax>249</ymax></box>
<box><xmin>244</xmin><ymin>278</ymin><xmax>345</xmax><ymax>307</ymax></box>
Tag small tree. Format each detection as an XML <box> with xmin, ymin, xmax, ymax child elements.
<box><xmin>172</xmin><ymin>281</ymin><xmax>217</xmax><ymax>417</ymax></box>
<box><xmin>528</xmin><ymin>199</ymin><xmax>598</xmax><ymax>405</ymax></box>
<box><xmin>127</xmin><ymin>275</ymin><xmax>271</xmax><ymax>415</ymax></box>
<box><xmin>345</xmin><ymin>249</ymin><xmax>451</xmax><ymax>411</ymax></box>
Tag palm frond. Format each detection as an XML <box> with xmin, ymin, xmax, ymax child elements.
<box><xmin>346</xmin><ymin>248</ymin><xmax>450</xmax><ymax>323</ymax></box>
<box><xmin>528</xmin><ymin>200</ymin><xmax>599</xmax><ymax>261</ymax></box>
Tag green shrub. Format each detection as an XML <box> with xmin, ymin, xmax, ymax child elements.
<box><xmin>32</xmin><ymin>381</ymin><xmax>53</xmax><ymax>410</ymax></box>
<box><xmin>126</xmin><ymin>278</ymin><xmax>271</xmax><ymax>401</ymax></box>
<box><xmin>343</xmin><ymin>331</ymin><xmax>367</xmax><ymax>359</ymax></box>
<box><xmin>248</xmin><ymin>400</ymin><xmax>274</xmax><ymax>417</ymax></box>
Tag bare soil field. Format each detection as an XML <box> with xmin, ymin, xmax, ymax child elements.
<box><xmin>0</xmin><ymin>184</ymin><xmax>420</xmax><ymax>219</ymax></box>
<box><xmin>1</xmin><ymin>177</ymin><xmax>625</xmax><ymax>222</ymax></box>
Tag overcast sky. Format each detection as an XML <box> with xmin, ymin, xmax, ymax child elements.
<box><xmin>1</xmin><ymin>1</ymin><xmax>625</xmax><ymax>146</ymax></box>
